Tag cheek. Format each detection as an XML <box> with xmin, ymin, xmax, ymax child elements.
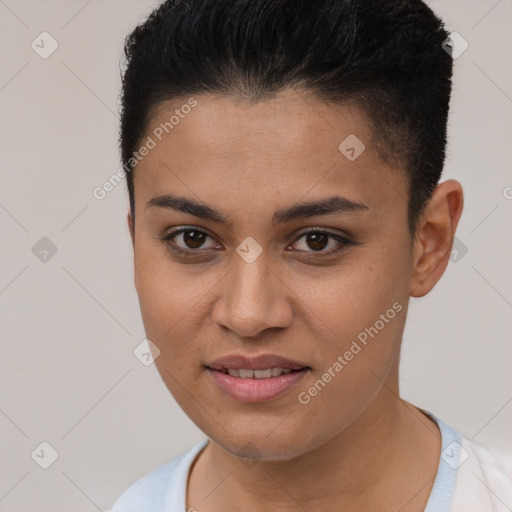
<box><xmin>290</xmin><ymin>247</ymin><xmax>408</xmax><ymax>342</ymax></box>
<box><xmin>134</xmin><ymin>253</ymin><xmax>189</xmax><ymax>353</ymax></box>
<box><xmin>290</xmin><ymin>299</ymin><xmax>407</xmax><ymax>456</ymax></box>
<box><xmin>133</xmin><ymin>245</ymin><xmax>223</xmax><ymax>376</ymax></box>
<box><xmin>288</xmin><ymin>245</ymin><xmax>409</xmax><ymax>418</ymax></box>
<box><xmin>134</xmin><ymin>258</ymin><xmax>211</xmax><ymax>408</ymax></box>
<box><xmin>134</xmin><ymin>240</ymin><xmax>207</xmax><ymax>329</ymax></box>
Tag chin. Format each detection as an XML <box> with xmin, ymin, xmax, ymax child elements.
<box><xmin>205</xmin><ymin>424</ymin><xmax>319</xmax><ymax>462</ymax></box>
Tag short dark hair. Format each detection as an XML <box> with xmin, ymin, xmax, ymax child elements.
<box><xmin>119</xmin><ymin>0</ymin><xmax>453</xmax><ymax>234</ymax></box>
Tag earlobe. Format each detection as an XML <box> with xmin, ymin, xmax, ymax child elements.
<box><xmin>409</xmin><ymin>180</ymin><xmax>464</xmax><ymax>298</ymax></box>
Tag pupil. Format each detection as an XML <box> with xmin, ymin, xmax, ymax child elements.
<box><xmin>307</xmin><ymin>232</ymin><xmax>328</xmax><ymax>251</ymax></box>
<box><xmin>184</xmin><ymin>230</ymin><xmax>205</xmax><ymax>248</ymax></box>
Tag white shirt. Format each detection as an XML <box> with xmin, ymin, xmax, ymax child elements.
<box><xmin>108</xmin><ymin>411</ymin><xmax>512</xmax><ymax>511</ymax></box>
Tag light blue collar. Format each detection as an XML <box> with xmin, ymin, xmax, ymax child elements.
<box><xmin>423</xmin><ymin>410</ymin><xmax>461</xmax><ymax>512</ymax></box>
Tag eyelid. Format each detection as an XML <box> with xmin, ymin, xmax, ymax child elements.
<box><xmin>288</xmin><ymin>227</ymin><xmax>354</xmax><ymax>253</ymax></box>
<box><xmin>158</xmin><ymin>226</ymin><xmax>221</xmax><ymax>249</ymax></box>
<box><xmin>161</xmin><ymin>225</ymin><xmax>217</xmax><ymax>240</ymax></box>
<box><xmin>292</xmin><ymin>226</ymin><xmax>353</xmax><ymax>242</ymax></box>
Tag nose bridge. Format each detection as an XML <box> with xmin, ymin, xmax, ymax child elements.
<box><xmin>232</xmin><ymin>254</ymin><xmax>271</xmax><ymax>307</ymax></box>
<box><xmin>212</xmin><ymin>250</ymin><xmax>292</xmax><ymax>337</ymax></box>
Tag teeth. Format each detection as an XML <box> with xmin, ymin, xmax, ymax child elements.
<box><xmin>254</xmin><ymin>369</ymin><xmax>272</xmax><ymax>379</ymax></box>
<box><xmin>224</xmin><ymin>367</ymin><xmax>298</xmax><ymax>379</ymax></box>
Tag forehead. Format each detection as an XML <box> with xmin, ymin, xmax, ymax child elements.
<box><xmin>147</xmin><ymin>90</ymin><xmax>371</xmax><ymax>158</ymax></box>
<box><xmin>133</xmin><ymin>91</ymin><xmax>408</xmax><ymax>222</ymax></box>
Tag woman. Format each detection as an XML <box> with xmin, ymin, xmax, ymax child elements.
<box><xmin>109</xmin><ymin>0</ymin><xmax>512</xmax><ymax>510</ymax></box>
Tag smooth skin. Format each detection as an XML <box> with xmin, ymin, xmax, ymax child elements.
<box><xmin>127</xmin><ymin>89</ymin><xmax>463</xmax><ymax>511</ymax></box>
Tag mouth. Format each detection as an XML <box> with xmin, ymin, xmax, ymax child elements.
<box><xmin>205</xmin><ymin>354</ymin><xmax>311</xmax><ymax>402</ymax></box>
<box><xmin>210</xmin><ymin>367</ymin><xmax>306</xmax><ymax>379</ymax></box>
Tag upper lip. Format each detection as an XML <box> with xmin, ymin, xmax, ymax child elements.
<box><xmin>207</xmin><ymin>354</ymin><xmax>310</xmax><ymax>371</ymax></box>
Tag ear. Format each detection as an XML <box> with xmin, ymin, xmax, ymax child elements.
<box><xmin>409</xmin><ymin>179</ymin><xmax>464</xmax><ymax>297</ymax></box>
<box><xmin>127</xmin><ymin>210</ymin><xmax>135</xmax><ymax>249</ymax></box>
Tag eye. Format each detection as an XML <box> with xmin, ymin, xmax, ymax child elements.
<box><xmin>157</xmin><ymin>226</ymin><xmax>354</xmax><ymax>260</ymax></box>
<box><xmin>158</xmin><ymin>227</ymin><xmax>221</xmax><ymax>256</ymax></box>
<box><xmin>289</xmin><ymin>228</ymin><xmax>353</xmax><ymax>255</ymax></box>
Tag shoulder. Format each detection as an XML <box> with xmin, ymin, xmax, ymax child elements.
<box><xmin>451</xmin><ymin>436</ymin><xmax>512</xmax><ymax>511</ymax></box>
<box><xmin>107</xmin><ymin>439</ymin><xmax>208</xmax><ymax>512</ymax></box>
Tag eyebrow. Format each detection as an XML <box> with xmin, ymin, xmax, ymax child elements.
<box><xmin>146</xmin><ymin>193</ymin><xmax>368</xmax><ymax>227</ymax></box>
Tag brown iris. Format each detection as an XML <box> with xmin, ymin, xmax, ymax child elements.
<box><xmin>183</xmin><ymin>230</ymin><xmax>207</xmax><ymax>249</ymax></box>
<box><xmin>305</xmin><ymin>232</ymin><xmax>329</xmax><ymax>251</ymax></box>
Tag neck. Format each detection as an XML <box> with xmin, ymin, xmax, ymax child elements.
<box><xmin>187</xmin><ymin>374</ymin><xmax>441</xmax><ymax>511</ymax></box>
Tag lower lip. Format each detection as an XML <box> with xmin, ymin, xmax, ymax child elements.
<box><xmin>207</xmin><ymin>368</ymin><xmax>309</xmax><ymax>403</ymax></box>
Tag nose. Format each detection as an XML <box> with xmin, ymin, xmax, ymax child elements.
<box><xmin>211</xmin><ymin>253</ymin><xmax>293</xmax><ymax>338</ymax></box>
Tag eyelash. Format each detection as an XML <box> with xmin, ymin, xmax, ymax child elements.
<box><xmin>157</xmin><ymin>226</ymin><xmax>355</xmax><ymax>259</ymax></box>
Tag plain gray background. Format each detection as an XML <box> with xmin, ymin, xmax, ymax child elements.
<box><xmin>1</xmin><ymin>0</ymin><xmax>511</xmax><ymax>510</ymax></box>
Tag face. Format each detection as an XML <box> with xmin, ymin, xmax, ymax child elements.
<box><xmin>128</xmin><ymin>90</ymin><xmax>416</xmax><ymax>461</ymax></box>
